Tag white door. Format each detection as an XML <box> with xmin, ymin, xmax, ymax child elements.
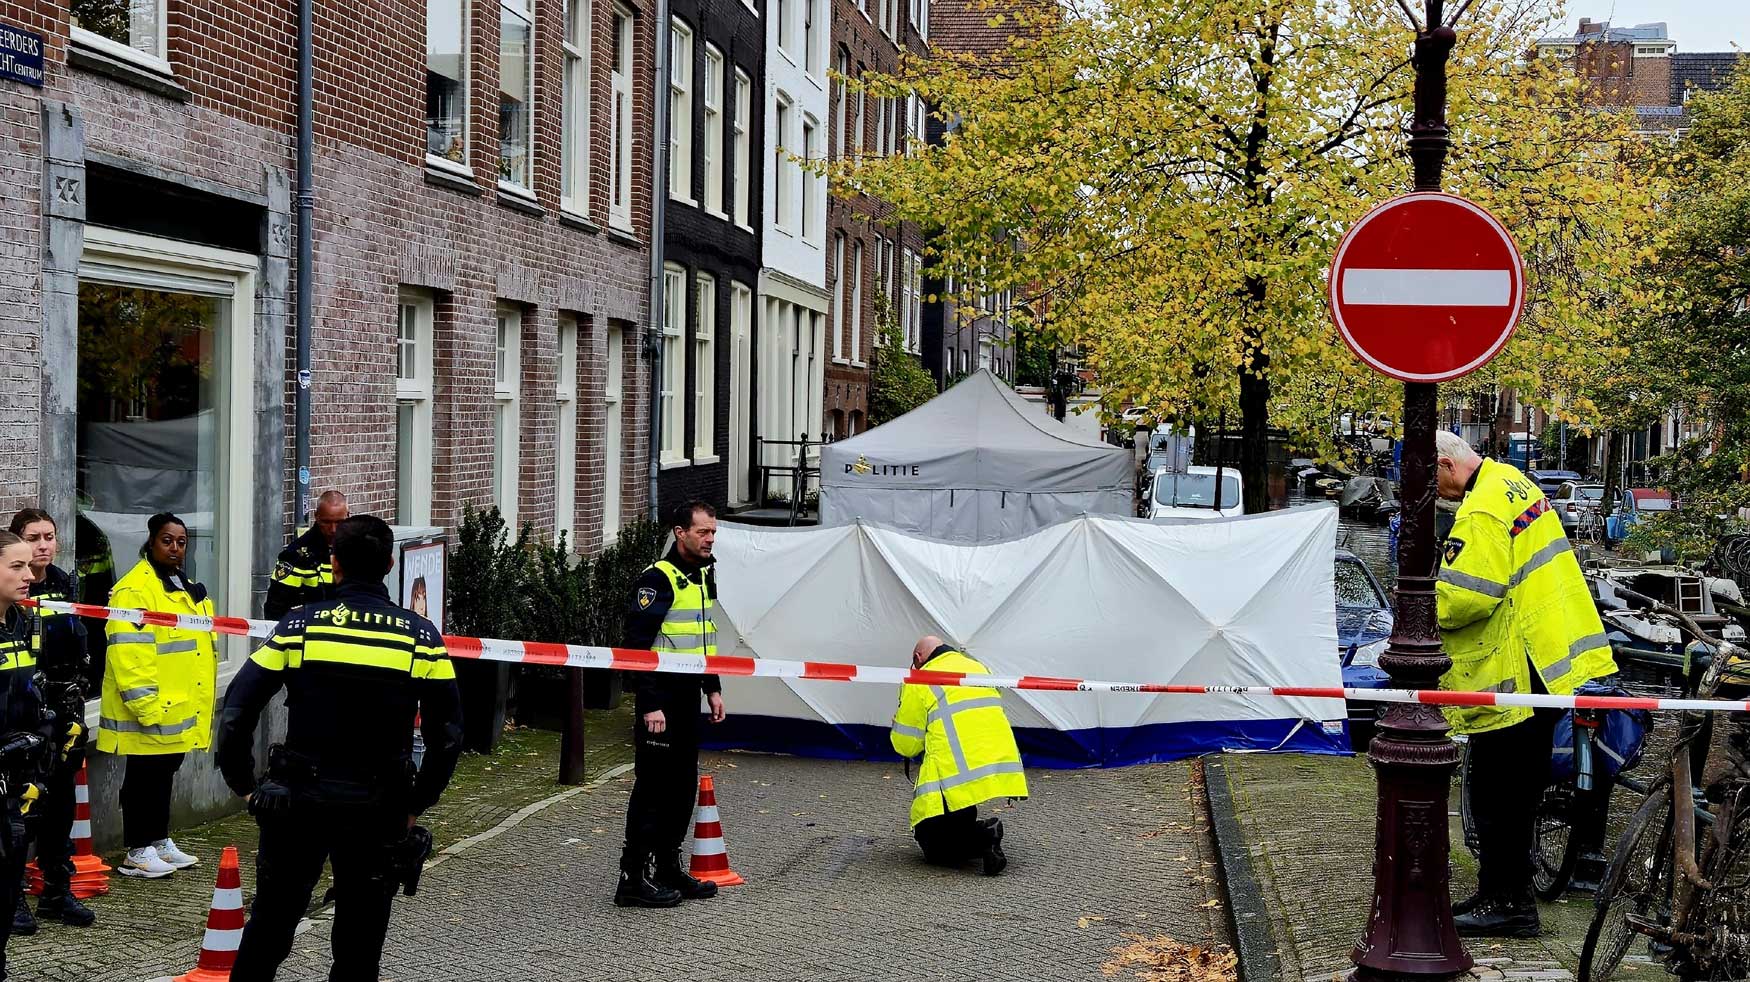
<box><xmin>729</xmin><ymin>285</ymin><xmax>752</xmax><ymax>505</ymax></box>
<box><xmin>604</xmin><ymin>325</ymin><xmax>623</xmax><ymax>542</ymax></box>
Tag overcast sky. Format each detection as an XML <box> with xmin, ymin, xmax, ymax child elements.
<box><xmin>1562</xmin><ymin>1</ymin><xmax>1750</xmax><ymax>51</ymax></box>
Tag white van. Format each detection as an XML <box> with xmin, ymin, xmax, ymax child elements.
<box><xmin>1148</xmin><ymin>465</ymin><xmax>1243</xmax><ymax>521</ymax></box>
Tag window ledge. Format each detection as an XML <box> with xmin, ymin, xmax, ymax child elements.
<box><xmin>660</xmin><ymin>458</ymin><xmax>692</xmax><ymax>471</ymax></box>
<box><xmin>850</xmin><ymin>359</ymin><xmax>867</xmax><ymax>368</ymax></box>
<box><xmin>706</xmin><ymin>207</ymin><xmax>731</xmax><ymax>222</ymax></box>
<box><xmin>607</xmin><ymin>226</ymin><xmax>643</xmax><ymax>249</ymax></box>
<box><xmin>559</xmin><ymin>209</ymin><xmax>602</xmax><ymax>234</ymax></box>
<box><xmin>692</xmin><ymin>454</ymin><xmax>721</xmax><ymax>466</ymax></box>
<box><xmin>734</xmin><ymin>222</ymin><xmax>757</xmax><ymax>236</ymax></box>
<box><xmin>425</xmin><ymin>162</ymin><xmax>484</xmax><ymax>196</ymax></box>
<box><xmin>831</xmin><ymin>357</ymin><xmax>851</xmax><ymax>366</ymax></box>
<box><xmin>497</xmin><ymin>185</ymin><xmax>545</xmax><ymax>216</ymax></box>
<box><xmin>69</xmin><ymin>39</ymin><xmax>190</xmax><ymax>101</ymax></box>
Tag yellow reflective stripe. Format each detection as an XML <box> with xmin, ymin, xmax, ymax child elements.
<box><xmin>414</xmin><ymin>644</ymin><xmax>447</xmax><ymax>659</ymax></box>
<box><xmin>306</xmin><ymin>625</ymin><xmax>416</xmax><ymax>648</ymax></box>
<box><xmin>913</xmin><ymin>760</ymin><xmax>1026</xmax><ymax>799</ymax></box>
<box><xmin>302</xmin><ymin>641</ymin><xmax>414</xmax><ymax>672</ymax></box>
<box><xmin>251</xmin><ymin>636</ymin><xmax>303</xmax><ymax>671</ymax></box>
<box><xmin>1438</xmin><ymin>567</ymin><xmax>1507</xmax><ymax>599</ymax></box>
<box><xmin>413</xmin><ymin>656</ymin><xmax>456</xmax><ymax>680</ymax></box>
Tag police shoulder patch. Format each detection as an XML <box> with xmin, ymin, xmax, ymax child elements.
<box><xmin>273</xmin><ymin>560</ymin><xmax>294</xmax><ymax>580</ymax></box>
<box><xmin>1443</xmin><ymin>537</ymin><xmax>1466</xmax><ymax>566</ymax></box>
<box><xmin>636</xmin><ymin>587</ymin><xmax>657</xmax><ymax>610</ymax></box>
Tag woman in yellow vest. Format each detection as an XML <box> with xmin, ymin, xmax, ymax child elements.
<box><xmin>98</xmin><ymin>513</ymin><xmax>216</xmax><ymax>880</ymax></box>
<box><xmin>891</xmin><ymin>636</ymin><xmax>1029</xmax><ymax>876</ymax></box>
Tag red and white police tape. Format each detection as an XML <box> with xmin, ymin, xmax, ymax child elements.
<box><xmin>26</xmin><ymin>599</ymin><xmax>1750</xmax><ymax>716</ymax></box>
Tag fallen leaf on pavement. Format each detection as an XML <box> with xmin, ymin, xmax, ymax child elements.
<box><xmin>1078</xmin><ymin>916</ymin><xmax>1107</xmax><ymax>929</ymax></box>
<box><xmin>1102</xmin><ymin>935</ymin><xmax>1237</xmax><ymax>982</ymax></box>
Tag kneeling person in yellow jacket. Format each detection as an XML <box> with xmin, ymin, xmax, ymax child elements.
<box><xmin>890</xmin><ymin>637</ymin><xmax>1028</xmax><ymax>875</ymax></box>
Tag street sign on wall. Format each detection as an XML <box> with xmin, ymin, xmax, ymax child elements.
<box><xmin>1328</xmin><ymin>192</ymin><xmax>1524</xmax><ymax>383</ymax></box>
<box><xmin>0</xmin><ymin>21</ymin><xmax>44</xmax><ymax>88</ymax></box>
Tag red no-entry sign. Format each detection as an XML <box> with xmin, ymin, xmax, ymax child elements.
<box><xmin>1328</xmin><ymin>192</ymin><xmax>1524</xmax><ymax>383</ymax></box>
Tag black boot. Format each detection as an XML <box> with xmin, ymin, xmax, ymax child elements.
<box><xmin>981</xmin><ymin>817</ymin><xmax>1007</xmax><ymax>877</ymax></box>
<box><xmin>35</xmin><ymin>889</ymin><xmax>95</xmax><ymax>927</ymax></box>
<box><xmin>655</xmin><ymin>852</ymin><xmax>718</xmax><ymax>900</ymax></box>
<box><xmin>12</xmin><ymin>889</ymin><xmax>36</xmax><ymax>936</ymax></box>
<box><xmin>1454</xmin><ymin>892</ymin><xmax>1539</xmax><ymax>938</ymax></box>
<box><xmin>613</xmin><ymin>850</ymin><xmax>682</xmax><ymax>909</ymax></box>
<box><xmin>1451</xmin><ymin>891</ymin><xmax>1484</xmax><ymax>916</ymax></box>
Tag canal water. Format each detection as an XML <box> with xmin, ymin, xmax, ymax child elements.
<box><xmin>1286</xmin><ymin>491</ymin><xmax>1398</xmax><ymax>588</ymax></box>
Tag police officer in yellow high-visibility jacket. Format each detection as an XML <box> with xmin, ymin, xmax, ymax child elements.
<box><xmin>890</xmin><ymin>637</ymin><xmax>1028</xmax><ymax>876</ymax></box>
<box><xmin>99</xmin><ymin>513</ymin><xmax>217</xmax><ymax>880</ymax></box>
<box><xmin>217</xmin><ymin>515</ymin><xmax>462</xmax><ymax>982</ymax></box>
<box><xmin>1434</xmin><ymin>431</ymin><xmax>1616</xmax><ymax>938</ymax></box>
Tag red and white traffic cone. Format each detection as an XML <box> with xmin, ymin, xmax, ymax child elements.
<box><xmin>27</xmin><ymin>761</ymin><xmax>112</xmax><ymax>898</ymax></box>
<box><xmin>173</xmin><ymin>845</ymin><xmax>244</xmax><ymax>982</ymax></box>
<box><xmin>686</xmin><ymin>774</ymin><xmax>745</xmax><ymax>887</ymax></box>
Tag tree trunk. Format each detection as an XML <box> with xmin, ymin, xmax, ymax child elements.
<box><xmin>1239</xmin><ymin>295</ymin><xmax>1270</xmax><ymax>514</ymax></box>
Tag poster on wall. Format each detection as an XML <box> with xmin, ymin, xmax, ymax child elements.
<box><xmin>400</xmin><ymin>539</ymin><xmax>447</xmax><ymax>634</ymax></box>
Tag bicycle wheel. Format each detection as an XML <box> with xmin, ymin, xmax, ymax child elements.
<box><xmin>1532</xmin><ymin>784</ymin><xmax>1580</xmax><ymax>900</ymax></box>
<box><xmin>1679</xmin><ymin>784</ymin><xmax>1750</xmax><ymax>981</ymax></box>
<box><xmin>1581</xmin><ymin>780</ymin><xmax>1674</xmax><ymax>982</ymax></box>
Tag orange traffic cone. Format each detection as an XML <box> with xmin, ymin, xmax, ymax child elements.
<box><xmin>174</xmin><ymin>846</ymin><xmax>244</xmax><ymax>982</ymax></box>
<box><xmin>686</xmin><ymin>774</ymin><xmax>745</xmax><ymax>887</ymax></box>
<box><xmin>27</xmin><ymin>761</ymin><xmax>112</xmax><ymax>898</ymax></box>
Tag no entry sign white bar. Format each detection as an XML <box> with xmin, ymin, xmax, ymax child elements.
<box><xmin>1340</xmin><ymin>268</ymin><xmax>1513</xmax><ymax>307</ymax></box>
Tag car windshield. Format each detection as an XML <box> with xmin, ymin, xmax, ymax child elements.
<box><xmin>1336</xmin><ymin>558</ymin><xmax>1384</xmax><ymax>607</ymax></box>
<box><xmin>1155</xmin><ymin>473</ymin><xmax>1241</xmax><ymax>509</ymax></box>
<box><xmin>1577</xmin><ymin>487</ymin><xmax>1603</xmax><ymax>501</ymax></box>
<box><xmin>1636</xmin><ymin>496</ymin><xmax>1672</xmax><ymax>511</ymax></box>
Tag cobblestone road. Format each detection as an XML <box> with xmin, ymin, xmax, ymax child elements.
<box><xmin>260</xmin><ymin>753</ymin><xmax>1230</xmax><ymax>982</ymax></box>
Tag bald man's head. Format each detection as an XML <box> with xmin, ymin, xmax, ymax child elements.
<box><xmin>314</xmin><ymin>491</ymin><xmax>350</xmax><ymax>544</ymax></box>
<box><xmin>913</xmin><ymin>635</ymin><xmax>947</xmax><ymax>668</ymax></box>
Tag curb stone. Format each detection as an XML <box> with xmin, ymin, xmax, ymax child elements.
<box><xmin>1203</xmin><ymin>757</ymin><xmax>1282</xmax><ymax>982</ymax></box>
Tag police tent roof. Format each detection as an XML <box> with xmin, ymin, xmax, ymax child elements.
<box><xmin>818</xmin><ymin>369</ymin><xmax>1133</xmax><ymax>542</ymax></box>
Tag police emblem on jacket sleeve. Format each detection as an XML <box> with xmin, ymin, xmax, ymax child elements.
<box><xmin>636</xmin><ymin>587</ymin><xmax>657</xmax><ymax>610</ymax></box>
<box><xmin>1443</xmin><ymin>538</ymin><xmax>1465</xmax><ymax>566</ymax></box>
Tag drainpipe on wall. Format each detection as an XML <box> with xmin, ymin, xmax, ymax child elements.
<box><xmin>293</xmin><ymin>0</ymin><xmax>315</xmax><ymax>531</ymax></box>
<box><xmin>646</xmin><ymin>0</ymin><xmax>671</xmax><ymax>523</ymax></box>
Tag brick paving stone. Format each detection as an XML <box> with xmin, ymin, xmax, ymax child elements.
<box><xmin>257</xmin><ymin>754</ymin><xmax>1232</xmax><ymax>982</ymax></box>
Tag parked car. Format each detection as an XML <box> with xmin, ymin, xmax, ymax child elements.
<box><xmin>1551</xmin><ymin>481</ymin><xmax>1605</xmax><ymax>532</ymax></box>
<box><xmin>1148</xmin><ymin>466</ymin><xmax>1243</xmax><ymax>521</ymax></box>
<box><xmin>1336</xmin><ymin>550</ymin><xmax>1393</xmax><ymax>751</ymax></box>
<box><xmin>1606</xmin><ymin>488</ymin><xmax>1674</xmax><ymax>542</ymax></box>
<box><xmin>1527</xmin><ymin>469</ymin><xmax>1582</xmax><ymax>496</ymax></box>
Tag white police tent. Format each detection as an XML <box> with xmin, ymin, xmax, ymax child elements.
<box><xmin>818</xmin><ymin>370</ymin><xmax>1133</xmax><ymax>543</ymax></box>
<box><xmin>705</xmin><ymin>506</ymin><xmax>1348</xmax><ymax>767</ymax></box>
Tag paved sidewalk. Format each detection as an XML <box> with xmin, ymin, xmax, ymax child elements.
<box><xmin>1207</xmin><ymin>753</ymin><xmax>1626</xmax><ymax>982</ymax></box>
<box><xmin>257</xmin><ymin>754</ymin><xmax>1232</xmax><ymax>982</ymax></box>
<box><xmin>12</xmin><ymin>711</ymin><xmax>636</xmax><ymax>982</ymax></box>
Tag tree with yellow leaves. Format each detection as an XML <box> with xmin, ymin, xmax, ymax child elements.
<box><xmin>835</xmin><ymin>0</ymin><xmax>1665</xmax><ymax>511</ymax></box>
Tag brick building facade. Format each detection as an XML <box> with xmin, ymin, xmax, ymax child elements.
<box><xmin>0</xmin><ymin>0</ymin><xmax>659</xmax><ymax>617</ymax></box>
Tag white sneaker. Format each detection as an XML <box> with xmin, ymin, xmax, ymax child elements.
<box><xmin>119</xmin><ymin>846</ymin><xmax>176</xmax><ymax>879</ymax></box>
<box><xmin>152</xmin><ymin>838</ymin><xmax>199</xmax><ymax>869</ymax></box>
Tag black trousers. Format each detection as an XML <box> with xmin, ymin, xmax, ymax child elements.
<box><xmin>232</xmin><ymin>800</ymin><xmax>404</xmax><ymax>982</ymax></box>
<box><xmin>914</xmin><ymin>806</ymin><xmax>991</xmax><ymax>866</ymax></box>
<box><xmin>623</xmin><ymin>710</ymin><xmax>700</xmax><ymax>857</ymax></box>
<box><xmin>1468</xmin><ymin>708</ymin><xmax>1560</xmax><ymax>899</ymax></box>
<box><xmin>0</xmin><ymin>821</ymin><xmax>26</xmax><ymax>982</ymax></box>
<box><xmin>120</xmin><ymin>752</ymin><xmax>184</xmax><ymax>848</ymax></box>
<box><xmin>31</xmin><ymin>744</ymin><xmax>82</xmax><ymax>894</ymax></box>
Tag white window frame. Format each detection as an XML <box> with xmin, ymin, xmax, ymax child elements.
<box><xmin>603</xmin><ymin>323</ymin><xmax>625</xmax><ymax>543</ymax></box>
<box><xmin>900</xmin><ymin>249</ymin><xmax>914</xmax><ymax>349</ymax></box>
<box><xmin>733</xmin><ymin>69</ymin><xmax>753</xmax><ymax>229</ymax></box>
<box><xmin>661</xmin><ymin>264</ymin><xmax>688</xmax><ymax>465</ymax></box>
<box><xmin>854</xmin><ymin>85</ymin><xmax>865</xmax><ymax>156</ymax></box>
<box><xmin>498</xmin><ymin>0</ymin><xmax>536</xmax><ymax>193</ymax></box>
<box><xmin>919</xmin><ymin>0</ymin><xmax>928</xmax><ymax>42</ymax></box>
<box><xmin>704</xmin><ymin>45</ymin><xmax>726</xmax><ymax>216</ymax></box>
<box><xmin>775</xmin><ymin>93</ymin><xmax>795</xmax><ymax>233</ymax></box>
<box><xmin>561</xmin><ymin>0</ymin><xmax>592</xmax><ymax>216</ymax></box>
<box><xmin>78</xmin><ymin>227</ymin><xmax>257</xmax><ymax>674</ymax></box>
<box><xmin>850</xmin><ymin>239</ymin><xmax>865</xmax><ymax>365</ymax></box>
<box><xmin>610</xmin><ymin>6</ymin><xmax>636</xmax><ymax>229</ymax></box>
<box><xmin>71</xmin><ymin>0</ymin><xmax>170</xmax><ymax>75</ymax></box>
<box><xmin>494</xmin><ymin>304</ymin><xmax>523</xmax><ymax>529</ymax></box>
<box><xmin>424</xmin><ymin>0</ymin><xmax>471</xmax><ymax>174</ymax></box>
<box><xmin>834</xmin><ymin>49</ymin><xmax>849</xmax><ymax>160</ymax></box>
<box><xmin>777</xmin><ymin>0</ymin><xmax>792</xmax><ymax>55</ymax></box>
<box><xmin>910</xmin><ymin>252</ymin><xmax>923</xmax><ymax>353</ymax></box>
<box><xmin>801</xmin><ymin>116</ymin><xmax>818</xmax><ymax>243</ymax></box>
<box><xmin>555</xmin><ymin>315</ymin><xmax>580</xmax><ymax>544</ymax></box>
<box><xmin>693</xmin><ymin>275</ymin><xmax>717</xmax><ymax>460</ymax></box>
<box><xmin>669</xmin><ymin>18</ymin><xmax>695</xmax><ymax>202</ymax></box>
<box><xmin>906</xmin><ymin>91</ymin><xmax>924</xmax><ymax>155</ymax></box>
<box><xmin>804</xmin><ymin>0</ymin><xmax>819</xmax><ymax>77</ymax></box>
<box><xmin>396</xmin><ymin>289</ymin><xmax>435</xmax><ymax>528</ymax></box>
<box><xmin>832</xmin><ymin>233</ymin><xmax>846</xmax><ymax>362</ymax></box>
<box><xmin>857</xmin><ymin>0</ymin><xmax>868</xmax><ymax>18</ymax></box>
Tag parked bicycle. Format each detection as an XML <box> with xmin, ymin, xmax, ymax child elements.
<box><xmin>1578</xmin><ymin>588</ymin><xmax>1750</xmax><ymax>982</ymax></box>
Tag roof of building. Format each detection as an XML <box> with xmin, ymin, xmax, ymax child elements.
<box><xmin>1538</xmin><ymin>20</ymin><xmax>1671</xmax><ymax>46</ymax></box>
<box><xmin>1671</xmin><ymin>52</ymin><xmax>1746</xmax><ymax>104</ymax></box>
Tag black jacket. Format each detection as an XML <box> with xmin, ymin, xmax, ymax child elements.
<box><xmin>217</xmin><ymin>581</ymin><xmax>463</xmax><ymax>814</ymax></box>
<box><xmin>0</xmin><ymin>605</ymin><xmax>49</xmax><ymax>767</ymax></box>
<box><xmin>28</xmin><ymin>564</ymin><xmax>88</xmax><ymax>687</ymax></box>
<box><xmin>625</xmin><ymin>546</ymin><xmax>722</xmax><ymax>717</ymax></box>
<box><xmin>263</xmin><ymin>527</ymin><xmax>335</xmax><ymax>620</ymax></box>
